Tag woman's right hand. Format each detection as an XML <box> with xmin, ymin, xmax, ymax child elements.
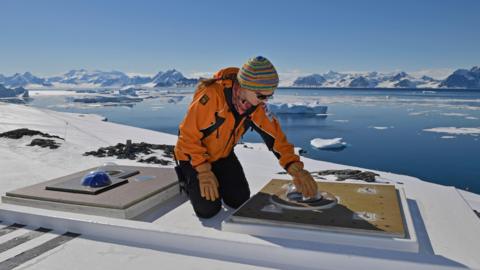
<box><xmin>195</xmin><ymin>163</ymin><xmax>219</xmax><ymax>201</ymax></box>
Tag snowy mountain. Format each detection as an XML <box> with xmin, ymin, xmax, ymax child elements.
<box><xmin>0</xmin><ymin>84</ymin><xmax>29</xmax><ymax>98</ymax></box>
<box><xmin>47</xmin><ymin>69</ymin><xmax>132</xmax><ymax>87</ymax></box>
<box><xmin>0</xmin><ymin>69</ymin><xmax>198</xmax><ymax>89</ymax></box>
<box><xmin>292</xmin><ymin>74</ymin><xmax>326</xmax><ymax>86</ymax></box>
<box><xmin>290</xmin><ymin>69</ymin><xmax>480</xmax><ymax>89</ymax></box>
<box><xmin>0</xmin><ymin>72</ymin><xmax>52</xmax><ymax>88</ymax></box>
<box><xmin>2</xmin><ymin>66</ymin><xmax>479</xmax><ymax>90</ymax></box>
<box><xmin>440</xmin><ymin>66</ymin><xmax>480</xmax><ymax>89</ymax></box>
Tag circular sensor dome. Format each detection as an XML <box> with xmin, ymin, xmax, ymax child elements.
<box><xmin>81</xmin><ymin>170</ymin><xmax>112</xmax><ymax>187</ymax></box>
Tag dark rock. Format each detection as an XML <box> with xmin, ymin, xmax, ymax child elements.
<box><xmin>313</xmin><ymin>169</ymin><xmax>379</xmax><ymax>182</ymax></box>
<box><xmin>138</xmin><ymin>156</ymin><xmax>171</xmax><ymax>165</ymax></box>
<box><xmin>27</xmin><ymin>138</ymin><xmax>61</xmax><ymax>149</ymax></box>
<box><xmin>84</xmin><ymin>141</ymin><xmax>175</xmax><ymax>164</ymax></box>
<box><xmin>0</xmin><ymin>128</ymin><xmax>64</xmax><ymax>140</ymax></box>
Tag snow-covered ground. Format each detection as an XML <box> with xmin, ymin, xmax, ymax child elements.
<box><xmin>0</xmin><ymin>103</ymin><xmax>479</xmax><ymax>269</ymax></box>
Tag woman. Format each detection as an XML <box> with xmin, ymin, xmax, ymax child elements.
<box><xmin>175</xmin><ymin>56</ymin><xmax>317</xmax><ymax>218</ymax></box>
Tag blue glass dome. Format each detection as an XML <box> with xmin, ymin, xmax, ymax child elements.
<box><xmin>81</xmin><ymin>170</ymin><xmax>112</xmax><ymax>187</ymax></box>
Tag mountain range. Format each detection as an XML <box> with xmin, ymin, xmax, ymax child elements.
<box><xmin>0</xmin><ymin>69</ymin><xmax>198</xmax><ymax>89</ymax></box>
<box><xmin>293</xmin><ymin>66</ymin><xmax>480</xmax><ymax>89</ymax></box>
<box><xmin>0</xmin><ymin>66</ymin><xmax>479</xmax><ymax>89</ymax></box>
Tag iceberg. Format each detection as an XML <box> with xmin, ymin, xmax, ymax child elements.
<box><xmin>310</xmin><ymin>137</ymin><xmax>347</xmax><ymax>149</ymax></box>
<box><xmin>267</xmin><ymin>102</ymin><xmax>327</xmax><ymax>115</ymax></box>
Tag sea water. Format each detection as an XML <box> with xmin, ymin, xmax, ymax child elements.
<box><xmin>28</xmin><ymin>88</ymin><xmax>480</xmax><ymax>194</ymax></box>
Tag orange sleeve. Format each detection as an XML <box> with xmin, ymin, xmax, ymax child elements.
<box><xmin>176</xmin><ymin>86</ymin><xmax>218</xmax><ymax>167</ymax></box>
<box><xmin>250</xmin><ymin>105</ymin><xmax>301</xmax><ymax>169</ymax></box>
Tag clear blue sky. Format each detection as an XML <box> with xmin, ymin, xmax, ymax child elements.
<box><xmin>1</xmin><ymin>0</ymin><xmax>479</xmax><ymax>77</ymax></box>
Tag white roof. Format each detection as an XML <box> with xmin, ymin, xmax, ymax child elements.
<box><xmin>0</xmin><ymin>103</ymin><xmax>479</xmax><ymax>269</ymax></box>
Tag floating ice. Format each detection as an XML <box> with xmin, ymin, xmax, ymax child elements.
<box><xmin>267</xmin><ymin>102</ymin><xmax>327</xmax><ymax>114</ymax></box>
<box><xmin>370</xmin><ymin>126</ymin><xmax>393</xmax><ymax>130</ymax></box>
<box><xmin>409</xmin><ymin>111</ymin><xmax>431</xmax><ymax>116</ymax></box>
<box><xmin>334</xmin><ymin>119</ymin><xmax>349</xmax><ymax>123</ymax></box>
<box><xmin>424</xmin><ymin>127</ymin><xmax>480</xmax><ymax>135</ymax></box>
<box><xmin>310</xmin><ymin>138</ymin><xmax>347</xmax><ymax>149</ymax></box>
<box><xmin>440</xmin><ymin>136</ymin><xmax>456</xmax><ymax>139</ymax></box>
<box><xmin>441</xmin><ymin>113</ymin><xmax>468</xmax><ymax>117</ymax></box>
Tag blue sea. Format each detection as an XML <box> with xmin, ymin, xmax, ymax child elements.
<box><xmin>29</xmin><ymin>88</ymin><xmax>480</xmax><ymax>194</ymax></box>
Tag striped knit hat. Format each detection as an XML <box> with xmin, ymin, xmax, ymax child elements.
<box><xmin>237</xmin><ymin>56</ymin><xmax>279</xmax><ymax>92</ymax></box>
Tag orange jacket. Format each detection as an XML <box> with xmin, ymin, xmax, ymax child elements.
<box><xmin>174</xmin><ymin>68</ymin><xmax>301</xmax><ymax>170</ymax></box>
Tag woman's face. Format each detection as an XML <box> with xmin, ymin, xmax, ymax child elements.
<box><xmin>236</xmin><ymin>83</ymin><xmax>274</xmax><ymax>107</ymax></box>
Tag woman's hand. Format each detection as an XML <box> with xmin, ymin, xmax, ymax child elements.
<box><xmin>287</xmin><ymin>162</ymin><xmax>317</xmax><ymax>198</ymax></box>
<box><xmin>195</xmin><ymin>163</ymin><xmax>219</xmax><ymax>201</ymax></box>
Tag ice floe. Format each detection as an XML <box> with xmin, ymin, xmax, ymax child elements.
<box><xmin>310</xmin><ymin>137</ymin><xmax>347</xmax><ymax>150</ymax></box>
<box><xmin>409</xmin><ymin>110</ymin><xmax>432</xmax><ymax>116</ymax></box>
<box><xmin>424</xmin><ymin>127</ymin><xmax>480</xmax><ymax>136</ymax></box>
<box><xmin>370</xmin><ymin>126</ymin><xmax>393</xmax><ymax>130</ymax></box>
<box><xmin>441</xmin><ymin>113</ymin><xmax>468</xmax><ymax>117</ymax></box>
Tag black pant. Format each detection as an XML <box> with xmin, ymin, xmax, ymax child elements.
<box><xmin>179</xmin><ymin>152</ymin><xmax>250</xmax><ymax>219</ymax></box>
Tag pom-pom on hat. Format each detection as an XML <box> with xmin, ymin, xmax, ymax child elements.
<box><xmin>237</xmin><ymin>56</ymin><xmax>279</xmax><ymax>92</ymax></box>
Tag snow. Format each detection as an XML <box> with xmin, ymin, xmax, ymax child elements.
<box><xmin>310</xmin><ymin>138</ymin><xmax>347</xmax><ymax>149</ymax></box>
<box><xmin>0</xmin><ymin>103</ymin><xmax>480</xmax><ymax>269</ymax></box>
<box><xmin>423</xmin><ymin>127</ymin><xmax>480</xmax><ymax>136</ymax></box>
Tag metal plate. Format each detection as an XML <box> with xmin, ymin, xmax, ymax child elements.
<box><xmin>230</xmin><ymin>179</ymin><xmax>406</xmax><ymax>238</ymax></box>
<box><xmin>45</xmin><ymin>170</ymin><xmax>139</xmax><ymax>195</ymax></box>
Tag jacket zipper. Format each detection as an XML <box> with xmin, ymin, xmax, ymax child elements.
<box><xmin>223</xmin><ymin>116</ymin><xmax>245</xmax><ymax>155</ymax></box>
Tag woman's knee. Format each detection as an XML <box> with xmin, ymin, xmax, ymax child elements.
<box><xmin>192</xmin><ymin>200</ymin><xmax>222</xmax><ymax>219</ymax></box>
<box><xmin>223</xmin><ymin>190</ymin><xmax>250</xmax><ymax>209</ymax></box>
